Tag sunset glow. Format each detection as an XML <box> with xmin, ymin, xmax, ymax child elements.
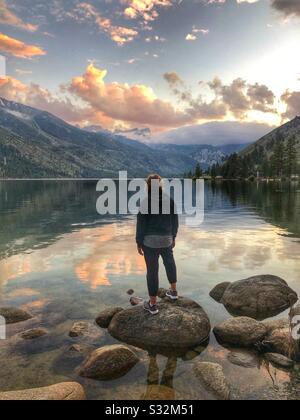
<box><xmin>0</xmin><ymin>0</ymin><xmax>299</xmax><ymax>138</ymax></box>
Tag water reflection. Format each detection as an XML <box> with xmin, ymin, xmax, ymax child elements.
<box><xmin>0</xmin><ymin>180</ymin><xmax>299</xmax><ymax>400</ymax></box>
<box><xmin>0</xmin><ymin>224</ymin><xmax>146</xmax><ymax>290</ymax></box>
<box><xmin>144</xmin><ymin>355</ymin><xmax>177</xmax><ymax>400</ymax></box>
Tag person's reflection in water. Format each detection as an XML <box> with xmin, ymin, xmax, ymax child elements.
<box><xmin>142</xmin><ymin>352</ymin><xmax>178</xmax><ymax>400</ymax></box>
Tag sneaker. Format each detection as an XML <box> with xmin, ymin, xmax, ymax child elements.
<box><xmin>144</xmin><ymin>301</ymin><xmax>159</xmax><ymax>315</ymax></box>
<box><xmin>166</xmin><ymin>289</ymin><xmax>178</xmax><ymax>301</ymax></box>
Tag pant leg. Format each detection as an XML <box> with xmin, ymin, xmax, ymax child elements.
<box><xmin>143</xmin><ymin>246</ymin><xmax>160</xmax><ymax>297</ymax></box>
<box><xmin>160</xmin><ymin>247</ymin><xmax>177</xmax><ymax>285</ymax></box>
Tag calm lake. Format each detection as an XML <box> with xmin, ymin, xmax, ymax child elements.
<box><xmin>0</xmin><ymin>180</ymin><xmax>299</xmax><ymax>400</ymax></box>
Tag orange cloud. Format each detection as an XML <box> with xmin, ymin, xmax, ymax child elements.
<box><xmin>0</xmin><ymin>33</ymin><xmax>45</xmax><ymax>58</ymax></box>
<box><xmin>122</xmin><ymin>0</ymin><xmax>173</xmax><ymax>23</ymax></box>
<box><xmin>68</xmin><ymin>63</ymin><xmax>191</xmax><ymax>129</ymax></box>
<box><xmin>0</xmin><ymin>0</ymin><xmax>38</xmax><ymax>32</ymax></box>
<box><xmin>0</xmin><ymin>75</ymin><xmax>114</xmax><ymax>127</ymax></box>
<box><xmin>74</xmin><ymin>3</ymin><xmax>138</xmax><ymax>45</ymax></box>
<box><xmin>0</xmin><ymin>64</ymin><xmax>280</xmax><ymax>132</ymax></box>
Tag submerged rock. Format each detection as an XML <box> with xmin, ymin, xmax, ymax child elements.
<box><xmin>210</xmin><ymin>282</ymin><xmax>231</xmax><ymax>303</ymax></box>
<box><xmin>127</xmin><ymin>289</ymin><xmax>135</xmax><ymax>296</ymax></box>
<box><xmin>79</xmin><ymin>344</ymin><xmax>139</xmax><ymax>380</ymax></box>
<box><xmin>69</xmin><ymin>321</ymin><xmax>104</xmax><ymax>341</ymax></box>
<box><xmin>227</xmin><ymin>351</ymin><xmax>259</xmax><ymax>368</ymax></box>
<box><xmin>214</xmin><ymin>317</ymin><xmax>268</xmax><ymax>348</ymax></box>
<box><xmin>182</xmin><ymin>350</ymin><xmax>200</xmax><ymax>361</ymax></box>
<box><xmin>68</xmin><ymin>343</ymin><xmax>94</xmax><ymax>357</ymax></box>
<box><xmin>212</xmin><ymin>275</ymin><xmax>298</xmax><ymax>320</ymax></box>
<box><xmin>194</xmin><ymin>362</ymin><xmax>230</xmax><ymax>400</ymax></box>
<box><xmin>0</xmin><ymin>307</ymin><xmax>32</xmax><ymax>324</ymax></box>
<box><xmin>69</xmin><ymin>321</ymin><xmax>89</xmax><ymax>338</ymax></box>
<box><xmin>95</xmin><ymin>308</ymin><xmax>124</xmax><ymax>329</ymax></box>
<box><xmin>69</xmin><ymin>344</ymin><xmax>87</xmax><ymax>353</ymax></box>
<box><xmin>265</xmin><ymin>353</ymin><xmax>294</xmax><ymax>369</ymax></box>
<box><xmin>142</xmin><ymin>385</ymin><xmax>176</xmax><ymax>401</ymax></box>
<box><xmin>108</xmin><ymin>297</ymin><xmax>211</xmax><ymax>351</ymax></box>
<box><xmin>0</xmin><ymin>382</ymin><xmax>86</xmax><ymax>401</ymax></box>
<box><xmin>20</xmin><ymin>328</ymin><xmax>48</xmax><ymax>340</ymax></box>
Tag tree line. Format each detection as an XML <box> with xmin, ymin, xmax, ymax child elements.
<box><xmin>185</xmin><ymin>136</ymin><xmax>299</xmax><ymax>180</ymax></box>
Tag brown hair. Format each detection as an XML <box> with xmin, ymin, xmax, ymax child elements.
<box><xmin>146</xmin><ymin>174</ymin><xmax>162</xmax><ymax>192</ymax></box>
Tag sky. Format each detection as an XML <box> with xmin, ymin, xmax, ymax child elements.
<box><xmin>0</xmin><ymin>0</ymin><xmax>300</xmax><ymax>144</ymax></box>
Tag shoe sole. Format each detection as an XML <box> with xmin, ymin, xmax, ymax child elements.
<box><xmin>166</xmin><ymin>293</ymin><xmax>179</xmax><ymax>301</ymax></box>
<box><xmin>144</xmin><ymin>307</ymin><xmax>159</xmax><ymax>315</ymax></box>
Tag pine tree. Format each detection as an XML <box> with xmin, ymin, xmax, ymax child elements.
<box><xmin>210</xmin><ymin>164</ymin><xmax>217</xmax><ymax>178</ymax></box>
<box><xmin>271</xmin><ymin>142</ymin><xmax>285</xmax><ymax>177</ymax></box>
<box><xmin>194</xmin><ymin>163</ymin><xmax>203</xmax><ymax>178</ymax></box>
<box><xmin>284</xmin><ymin>137</ymin><xmax>297</xmax><ymax>177</ymax></box>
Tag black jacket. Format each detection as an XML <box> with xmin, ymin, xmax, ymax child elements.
<box><xmin>136</xmin><ymin>194</ymin><xmax>179</xmax><ymax>247</ymax></box>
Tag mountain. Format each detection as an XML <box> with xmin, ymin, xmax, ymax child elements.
<box><xmin>0</xmin><ymin>97</ymin><xmax>196</xmax><ymax>178</ymax></box>
<box><xmin>240</xmin><ymin>117</ymin><xmax>300</xmax><ymax>159</ymax></box>
<box><xmin>151</xmin><ymin>143</ymin><xmax>248</xmax><ymax>169</ymax></box>
<box><xmin>217</xmin><ymin>117</ymin><xmax>300</xmax><ymax>179</ymax></box>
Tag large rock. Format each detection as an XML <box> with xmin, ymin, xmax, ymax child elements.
<box><xmin>108</xmin><ymin>297</ymin><xmax>211</xmax><ymax>351</ymax></box>
<box><xmin>265</xmin><ymin>353</ymin><xmax>294</xmax><ymax>369</ymax></box>
<box><xmin>95</xmin><ymin>307</ymin><xmax>124</xmax><ymax>329</ymax></box>
<box><xmin>194</xmin><ymin>362</ymin><xmax>231</xmax><ymax>400</ymax></box>
<box><xmin>0</xmin><ymin>382</ymin><xmax>86</xmax><ymax>400</ymax></box>
<box><xmin>210</xmin><ymin>282</ymin><xmax>231</xmax><ymax>303</ymax></box>
<box><xmin>214</xmin><ymin>317</ymin><xmax>268</xmax><ymax>348</ymax></box>
<box><xmin>258</xmin><ymin>327</ymin><xmax>293</xmax><ymax>358</ymax></box>
<box><xmin>79</xmin><ymin>344</ymin><xmax>139</xmax><ymax>380</ymax></box>
<box><xmin>0</xmin><ymin>307</ymin><xmax>32</xmax><ymax>324</ymax></box>
<box><xmin>263</xmin><ymin>319</ymin><xmax>289</xmax><ymax>334</ymax></box>
<box><xmin>213</xmin><ymin>275</ymin><xmax>297</xmax><ymax>320</ymax></box>
<box><xmin>289</xmin><ymin>305</ymin><xmax>300</xmax><ymax>360</ymax></box>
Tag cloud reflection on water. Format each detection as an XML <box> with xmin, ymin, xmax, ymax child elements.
<box><xmin>0</xmin><ymin>218</ymin><xmax>299</xmax><ymax>293</ymax></box>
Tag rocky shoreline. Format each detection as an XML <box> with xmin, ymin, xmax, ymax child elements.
<box><xmin>0</xmin><ymin>275</ymin><xmax>299</xmax><ymax>400</ymax></box>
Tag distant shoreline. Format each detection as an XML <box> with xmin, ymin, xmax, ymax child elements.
<box><xmin>0</xmin><ymin>177</ymin><xmax>299</xmax><ymax>182</ymax></box>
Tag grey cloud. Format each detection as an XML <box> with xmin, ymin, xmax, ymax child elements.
<box><xmin>152</xmin><ymin>121</ymin><xmax>273</xmax><ymax>146</ymax></box>
<box><xmin>164</xmin><ymin>73</ymin><xmax>277</xmax><ymax>120</ymax></box>
<box><xmin>163</xmin><ymin>72</ymin><xmax>183</xmax><ymax>87</ymax></box>
<box><xmin>271</xmin><ymin>0</ymin><xmax>300</xmax><ymax>17</ymax></box>
<box><xmin>281</xmin><ymin>90</ymin><xmax>300</xmax><ymax>119</ymax></box>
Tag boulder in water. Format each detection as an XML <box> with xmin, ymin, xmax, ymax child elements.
<box><xmin>210</xmin><ymin>282</ymin><xmax>231</xmax><ymax>303</ymax></box>
<box><xmin>211</xmin><ymin>275</ymin><xmax>298</xmax><ymax>320</ymax></box>
<box><xmin>0</xmin><ymin>382</ymin><xmax>86</xmax><ymax>400</ymax></box>
<box><xmin>108</xmin><ymin>297</ymin><xmax>211</xmax><ymax>351</ymax></box>
<box><xmin>214</xmin><ymin>317</ymin><xmax>268</xmax><ymax>348</ymax></box>
<box><xmin>79</xmin><ymin>344</ymin><xmax>139</xmax><ymax>380</ymax></box>
<box><xmin>0</xmin><ymin>307</ymin><xmax>32</xmax><ymax>324</ymax></box>
<box><xmin>265</xmin><ymin>353</ymin><xmax>294</xmax><ymax>369</ymax></box>
<box><xmin>95</xmin><ymin>308</ymin><xmax>124</xmax><ymax>329</ymax></box>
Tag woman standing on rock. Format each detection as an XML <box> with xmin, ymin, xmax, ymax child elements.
<box><xmin>136</xmin><ymin>174</ymin><xmax>179</xmax><ymax>315</ymax></box>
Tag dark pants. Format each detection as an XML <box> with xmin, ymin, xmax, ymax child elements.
<box><xmin>143</xmin><ymin>246</ymin><xmax>177</xmax><ymax>297</ymax></box>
